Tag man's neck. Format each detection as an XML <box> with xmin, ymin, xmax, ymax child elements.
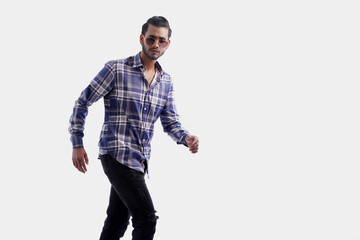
<box><xmin>140</xmin><ymin>52</ymin><xmax>156</xmax><ymax>71</ymax></box>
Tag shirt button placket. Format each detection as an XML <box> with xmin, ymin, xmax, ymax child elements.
<box><xmin>142</xmin><ymin>89</ymin><xmax>149</xmax><ymax>146</ymax></box>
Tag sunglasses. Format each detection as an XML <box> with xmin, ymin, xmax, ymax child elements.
<box><xmin>145</xmin><ymin>36</ymin><xmax>169</xmax><ymax>48</ymax></box>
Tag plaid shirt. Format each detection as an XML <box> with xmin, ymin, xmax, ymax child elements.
<box><xmin>69</xmin><ymin>52</ymin><xmax>189</xmax><ymax>173</ymax></box>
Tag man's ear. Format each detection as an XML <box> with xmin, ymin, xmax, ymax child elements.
<box><xmin>140</xmin><ymin>34</ymin><xmax>144</xmax><ymax>44</ymax></box>
<box><xmin>166</xmin><ymin>39</ymin><xmax>171</xmax><ymax>50</ymax></box>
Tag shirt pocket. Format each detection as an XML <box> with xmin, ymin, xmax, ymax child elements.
<box><xmin>149</xmin><ymin>93</ymin><xmax>168</xmax><ymax>121</ymax></box>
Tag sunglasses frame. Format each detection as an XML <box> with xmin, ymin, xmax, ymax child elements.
<box><xmin>145</xmin><ymin>36</ymin><xmax>169</xmax><ymax>48</ymax></box>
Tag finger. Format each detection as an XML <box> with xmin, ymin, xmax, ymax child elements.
<box><xmin>189</xmin><ymin>147</ymin><xmax>196</xmax><ymax>152</ymax></box>
<box><xmin>75</xmin><ymin>157</ymin><xmax>86</xmax><ymax>173</ymax></box>
<box><xmin>73</xmin><ymin>155</ymin><xmax>81</xmax><ymax>171</ymax></box>
<box><xmin>75</xmin><ymin>159</ymin><xmax>83</xmax><ymax>173</ymax></box>
<box><xmin>84</xmin><ymin>152</ymin><xmax>89</xmax><ymax>164</ymax></box>
<box><xmin>73</xmin><ymin>159</ymin><xmax>80</xmax><ymax>171</ymax></box>
<box><xmin>189</xmin><ymin>137</ymin><xmax>199</xmax><ymax>146</ymax></box>
<box><xmin>190</xmin><ymin>148</ymin><xmax>198</xmax><ymax>153</ymax></box>
<box><xmin>189</xmin><ymin>146</ymin><xmax>198</xmax><ymax>153</ymax></box>
<box><xmin>74</xmin><ymin>160</ymin><xmax>83</xmax><ymax>173</ymax></box>
<box><xmin>190</xmin><ymin>142</ymin><xmax>199</xmax><ymax>150</ymax></box>
<box><xmin>79</xmin><ymin>158</ymin><xmax>87</xmax><ymax>173</ymax></box>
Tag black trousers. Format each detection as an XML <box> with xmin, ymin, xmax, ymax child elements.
<box><xmin>99</xmin><ymin>155</ymin><xmax>158</xmax><ymax>240</ymax></box>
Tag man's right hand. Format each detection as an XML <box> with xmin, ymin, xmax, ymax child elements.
<box><xmin>72</xmin><ymin>148</ymin><xmax>89</xmax><ymax>173</ymax></box>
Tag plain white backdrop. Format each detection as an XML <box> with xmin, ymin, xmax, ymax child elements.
<box><xmin>1</xmin><ymin>0</ymin><xmax>359</xmax><ymax>239</ymax></box>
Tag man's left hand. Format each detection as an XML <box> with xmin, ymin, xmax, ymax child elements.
<box><xmin>185</xmin><ymin>135</ymin><xmax>199</xmax><ymax>154</ymax></box>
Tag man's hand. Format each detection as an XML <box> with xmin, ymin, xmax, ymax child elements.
<box><xmin>185</xmin><ymin>135</ymin><xmax>199</xmax><ymax>154</ymax></box>
<box><xmin>72</xmin><ymin>148</ymin><xmax>89</xmax><ymax>173</ymax></box>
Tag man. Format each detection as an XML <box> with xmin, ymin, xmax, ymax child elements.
<box><xmin>69</xmin><ymin>16</ymin><xmax>199</xmax><ymax>240</ymax></box>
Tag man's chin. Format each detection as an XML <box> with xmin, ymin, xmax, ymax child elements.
<box><xmin>146</xmin><ymin>50</ymin><xmax>165</xmax><ymax>61</ymax></box>
<box><xmin>147</xmin><ymin>52</ymin><xmax>160</xmax><ymax>60</ymax></box>
<box><xmin>148</xmin><ymin>55</ymin><xmax>159</xmax><ymax>60</ymax></box>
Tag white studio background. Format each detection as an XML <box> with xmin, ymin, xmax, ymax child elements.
<box><xmin>0</xmin><ymin>0</ymin><xmax>359</xmax><ymax>239</ymax></box>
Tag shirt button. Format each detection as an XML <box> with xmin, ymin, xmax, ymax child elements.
<box><xmin>144</xmin><ymin>108</ymin><xmax>147</xmax><ymax>111</ymax></box>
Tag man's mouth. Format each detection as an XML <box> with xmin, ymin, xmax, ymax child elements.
<box><xmin>149</xmin><ymin>49</ymin><xmax>159</xmax><ymax>54</ymax></box>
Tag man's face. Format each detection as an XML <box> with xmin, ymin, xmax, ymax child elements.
<box><xmin>140</xmin><ymin>24</ymin><xmax>170</xmax><ymax>61</ymax></box>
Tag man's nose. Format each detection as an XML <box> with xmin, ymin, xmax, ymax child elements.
<box><xmin>152</xmin><ymin>39</ymin><xmax>160</xmax><ymax>47</ymax></box>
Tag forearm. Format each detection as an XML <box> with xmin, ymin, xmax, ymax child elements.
<box><xmin>69</xmin><ymin>99</ymin><xmax>89</xmax><ymax>148</ymax></box>
<box><xmin>161</xmin><ymin>119</ymin><xmax>189</xmax><ymax>145</ymax></box>
<box><xmin>68</xmin><ymin>62</ymin><xmax>114</xmax><ymax>148</ymax></box>
<box><xmin>160</xmin><ymin>82</ymin><xmax>190</xmax><ymax>145</ymax></box>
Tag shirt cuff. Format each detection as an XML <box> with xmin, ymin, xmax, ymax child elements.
<box><xmin>177</xmin><ymin>133</ymin><xmax>189</xmax><ymax>147</ymax></box>
<box><xmin>71</xmin><ymin>135</ymin><xmax>84</xmax><ymax>149</ymax></box>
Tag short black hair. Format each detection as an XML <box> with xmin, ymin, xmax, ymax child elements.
<box><xmin>141</xmin><ymin>16</ymin><xmax>172</xmax><ymax>39</ymax></box>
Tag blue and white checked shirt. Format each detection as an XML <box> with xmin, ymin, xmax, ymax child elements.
<box><xmin>69</xmin><ymin>52</ymin><xmax>189</xmax><ymax>173</ymax></box>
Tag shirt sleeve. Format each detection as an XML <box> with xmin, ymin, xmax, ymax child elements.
<box><xmin>160</xmin><ymin>82</ymin><xmax>189</xmax><ymax>146</ymax></box>
<box><xmin>68</xmin><ymin>62</ymin><xmax>115</xmax><ymax>149</ymax></box>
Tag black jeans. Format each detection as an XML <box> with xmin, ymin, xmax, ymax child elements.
<box><xmin>99</xmin><ymin>155</ymin><xmax>158</xmax><ymax>240</ymax></box>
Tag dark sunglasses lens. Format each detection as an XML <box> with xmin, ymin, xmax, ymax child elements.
<box><xmin>159</xmin><ymin>40</ymin><xmax>168</xmax><ymax>48</ymax></box>
<box><xmin>146</xmin><ymin>38</ymin><xmax>155</xmax><ymax>45</ymax></box>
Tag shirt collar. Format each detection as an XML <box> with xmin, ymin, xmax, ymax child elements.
<box><xmin>132</xmin><ymin>52</ymin><xmax>164</xmax><ymax>76</ymax></box>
